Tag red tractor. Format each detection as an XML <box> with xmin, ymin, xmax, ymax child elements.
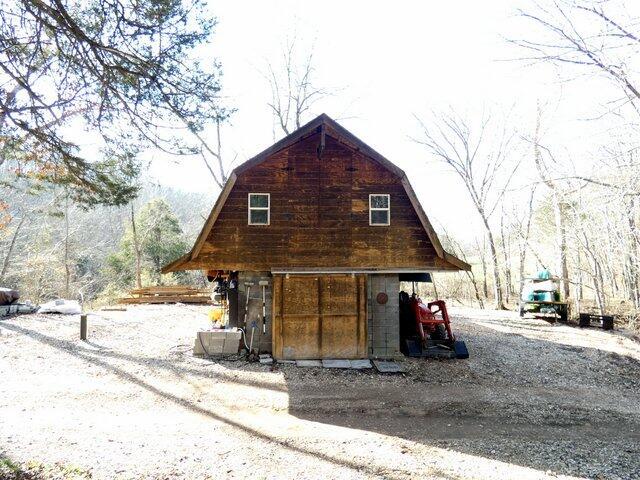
<box><xmin>400</xmin><ymin>292</ymin><xmax>468</xmax><ymax>359</ymax></box>
<box><xmin>412</xmin><ymin>297</ymin><xmax>455</xmax><ymax>344</ymax></box>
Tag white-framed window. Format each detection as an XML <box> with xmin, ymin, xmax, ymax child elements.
<box><xmin>248</xmin><ymin>193</ymin><xmax>270</xmax><ymax>225</ymax></box>
<box><xmin>369</xmin><ymin>194</ymin><xmax>390</xmax><ymax>226</ymax></box>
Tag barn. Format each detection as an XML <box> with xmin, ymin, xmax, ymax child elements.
<box><xmin>163</xmin><ymin>114</ymin><xmax>469</xmax><ymax>360</ymax></box>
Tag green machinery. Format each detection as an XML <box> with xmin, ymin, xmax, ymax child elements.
<box><xmin>518</xmin><ymin>270</ymin><xmax>569</xmax><ymax>322</ymax></box>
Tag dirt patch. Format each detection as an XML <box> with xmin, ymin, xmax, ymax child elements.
<box><xmin>1</xmin><ymin>305</ymin><xmax>639</xmax><ymax>479</ymax></box>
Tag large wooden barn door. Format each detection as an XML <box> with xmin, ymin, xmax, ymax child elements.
<box><xmin>272</xmin><ymin>274</ymin><xmax>367</xmax><ymax>360</ymax></box>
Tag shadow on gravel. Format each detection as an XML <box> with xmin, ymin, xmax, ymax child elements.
<box><xmin>1</xmin><ymin>320</ymin><xmax>285</xmax><ymax>393</ymax></box>
<box><xmin>283</xmin><ymin>318</ymin><xmax>640</xmax><ymax>480</ymax></box>
<box><xmin>2</xmin><ymin>322</ymin><xmax>443</xmax><ymax>480</ymax></box>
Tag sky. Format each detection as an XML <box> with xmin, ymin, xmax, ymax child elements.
<box><xmin>147</xmin><ymin>0</ymin><xmax>629</xmax><ymax>241</ymax></box>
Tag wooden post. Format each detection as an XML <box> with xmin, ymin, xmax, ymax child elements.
<box><xmin>80</xmin><ymin>314</ymin><xmax>87</xmax><ymax>340</ymax></box>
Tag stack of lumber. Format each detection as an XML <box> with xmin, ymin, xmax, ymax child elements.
<box><xmin>119</xmin><ymin>286</ymin><xmax>212</xmax><ymax>305</ymax></box>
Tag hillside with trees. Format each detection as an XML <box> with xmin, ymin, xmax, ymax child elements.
<box><xmin>0</xmin><ymin>181</ymin><xmax>213</xmax><ymax>303</ymax></box>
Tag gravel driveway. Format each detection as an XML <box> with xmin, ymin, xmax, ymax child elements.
<box><xmin>1</xmin><ymin>305</ymin><xmax>639</xmax><ymax>480</ymax></box>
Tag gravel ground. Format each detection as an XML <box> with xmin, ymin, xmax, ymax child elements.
<box><xmin>1</xmin><ymin>304</ymin><xmax>639</xmax><ymax>480</ymax></box>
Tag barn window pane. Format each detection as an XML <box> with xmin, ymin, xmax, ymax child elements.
<box><xmin>250</xmin><ymin>209</ymin><xmax>268</xmax><ymax>225</ymax></box>
<box><xmin>371</xmin><ymin>195</ymin><xmax>389</xmax><ymax>208</ymax></box>
<box><xmin>248</xmin><ymin>193</ymin><xmax>270</xmax><ymax>225</ymax></box>
<box><xmin>371</xmin><ymin>210</ymin><xmax>389</xmax><ymax>225</ymax></box>
<box><xmin>369</xmin><ymin>194</ymin><xmax>390</xmax><ymax>225</ymax></box>
<box><xmin>250</xmin><ymin>194</ymin><xmax>269</xmax><ymax>208</ymax></box>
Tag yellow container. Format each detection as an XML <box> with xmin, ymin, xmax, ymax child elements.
<box><xmin>209</xmin><ymin>308</ymin><xmax>224</xmax><ymax>322</ymax></box>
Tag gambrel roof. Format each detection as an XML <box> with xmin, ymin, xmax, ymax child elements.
<box><xmin>163</xmin><ymin>114</ymin><xmax>470</xmax><ymax>273</ymax></box>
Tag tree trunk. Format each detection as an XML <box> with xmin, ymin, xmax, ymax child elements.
<box><xmin>583</xmin><ymin>233</ymin><xmax>605</xmax><ymax>315</ymax></box>
<box><xmin>517</xmin><ymin>238</ymin><xmax>528</xmax><ymax>304</ymax></box>
<box><xmin>154</xmin><ymin>256</ymin><xmax>162</xmax><ymax>286</ymax></box>
<box><xmin>130</xmin><ymin>204</ymin><xmax>142</xmax><ymax>289</ymax></box>
<box><xmin>551</xmin><ymin>192</ymin><xmax>570</xmax><ymax>301</ymax></box>
<box><xmin>471</xmin><ymin>201</ymin><xmax>504</xmax><ymax>310</ymax></box>
<box><xmin>593</xmin><ymin>260</ymin><xmax>606</xmax><ymax>315</ymax></box>
<box><xmin>485</xmin><ymin>226</ymin><xmax>505</xmax><ymax>309</ymax></box>
<box><xmin>154</xmin><ymin>228</ymin><xmax>162</xmax><ymax>285</ymax></box>
<box><xmin>64</xmin><ymin>194</ymin><xmax>71</xmax><ymax>298</ymax></box>
<box><xmin>575</xmin><ymin>249</ymin><xmax>583</xmax><ymax>318</ymax></box>
<box><xmin>0</xmin><ymin>214</ymin><xmax>26</xmax><ymax>284</ymax></box>
<box><xmin>465</xmin><ymin>270</ymin><xmax>485</xmax><ymax>309</ymax></box>
<box><xmin>517</xmin><ymin>186</ymin><xmax>536</xmax><ymax>304</ymax></box>
<box><xmin>477</xmin><ymin>238</ymin><xmax>488</xmax><ymax>300</ymax></box>
<box><xmin>476</xmin><ymin>210</ymin><xmax>505</xmax><ymax>309</ymax></box>
<box><xmin>518</xmin><ymin>246</ymin><xmax>526</xmax><ymax>296</ymax></box>
<box><xmin>602</xmin><ymin>210</ymin><xmax>619</xmax><ymax>297</ymax></box>
<box><xmin>500</xmin><ymin>210</ymin><xmax>512</xmax><ymax>304</ymax></box>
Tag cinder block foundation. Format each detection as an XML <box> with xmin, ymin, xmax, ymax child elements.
<box><xmin>368</xmin><ymin>274</ymin><xmax>401</xmax><ymax>359</ymax></box>
<box><xmin>193</xmin><ymin>330</ymin><xmax>241</xmax><ymax>356</ymax></box>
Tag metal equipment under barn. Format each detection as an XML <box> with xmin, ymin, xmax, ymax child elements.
<box><xmin>399</xmin><ymin>274</ymin><xmax>468</xmax><ymax>360</ymax></box>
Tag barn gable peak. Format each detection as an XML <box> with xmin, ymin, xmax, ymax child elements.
<box><xmin>234</xmin><ymin>113</ymin><xmax>405</xmax><ymax>178</ymax></box>
<box><xmin>162</xmin><ymin>114</ymin><xmax>470</xmax><ymax>273</ymax></box>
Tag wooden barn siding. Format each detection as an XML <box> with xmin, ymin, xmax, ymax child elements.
<box><xmin>196</xmin><ymin>132</ymin><xmax>452</xmax><ymax>271</ymax></box>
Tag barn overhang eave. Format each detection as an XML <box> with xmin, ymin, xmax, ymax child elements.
<box><xmin>271</xmin><ymin>261</ymin><xmax>470</xmax><ymax>275</ymax></box>
<box><xmin>162</xmin><ymin>256</ymin><xmax>470</xmax><ymax>275</ymax></box>
<box><xmin>160</xmin><ymin>253</ymin><xmax>192</xmax><ymax>274</ymax></box>
<box><xmin>270</xmin><ymin>268</ymin><xmax>458</xmax><ymax>274</ymax></box>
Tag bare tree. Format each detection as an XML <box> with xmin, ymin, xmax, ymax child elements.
<box><xmin>197</xmin><ymin>109</ymin><xmax>237</xmax><ymax>189</ymax></box>
<box><xmin>514</xmin><ymin>1</ymin><xmax>640</xmax><ymax>110</ymax></box>
<box><xmin>511</xmin><ymin>1</ymin><xmax>640</xmax><ymax>318</ymax></box>
<box><xmin>266</xmin><ymin>38</ymin><xmax>328</xmax><ymax>137</ymax></box>
<box><xmin>414</xmin><ymin>110</ymin><xmax>521</xmax><ymax>309</ymax></box>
